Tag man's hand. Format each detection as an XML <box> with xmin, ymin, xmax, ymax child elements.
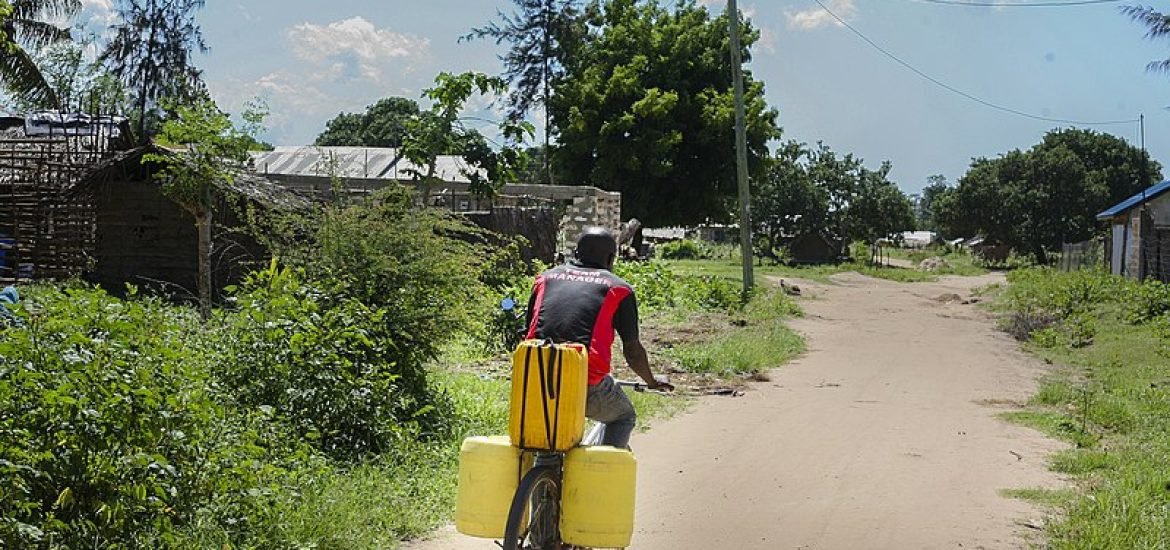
<box><xmin>647</xmin><ymin>375</ymin><xmax>675</xmax><ymax>393</ymax></box>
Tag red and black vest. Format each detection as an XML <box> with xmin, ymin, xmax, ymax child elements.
<box><xmin>525</xmin><ymin>263</ymin><xmax>639</xmax><ymax>385</ymax></box>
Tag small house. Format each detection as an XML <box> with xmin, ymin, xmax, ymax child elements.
<box><xmin>787</xmin><ymin>232</ymin><xmax>843</xmax><ymax>265</ymax></box>
<box><xmin>1098</xmin><ymin>180</ymin><xmax>1170</xmax><ymax>281</ymax></box>
<box><xmin>71</xmin><ymin>146</ymin><xmax>312</xmax><ymax>299</ymax></box>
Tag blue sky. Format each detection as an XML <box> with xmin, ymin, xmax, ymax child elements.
<box><xmin>77</xmin><ymin>0</ymin><xmax>1170</xmax><ymax>195</ymax></box>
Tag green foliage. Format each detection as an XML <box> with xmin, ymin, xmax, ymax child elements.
<box><xmin>936</xmin><ymin>128</ymin><xmax>1161</xmax><ymax>263</ymax></box>
<box><xmin>215</xmin><ymin>263</ymin><xmax>444</xmax><ymax>460</ymax></box>
<box><xmin>401</xmin><ymin>71</ymin><xmax>534</xmax><ymax>199</ymax></box>
<box><xmin>0</xmin><ymin>0</ymin><xmax>79</xmax><ymax>108</ymax></box>
<box><xmin>316</xmin><ymin>97</ymin><xmax>421</xmax><ymax>148</ymax></box>
<box><xmin>0</xmin><ymin>285</ymin><xmax>309</xmax><ymax>548</ymax></box>
<box><xmin>101</xmin><ymin>0</ymin><xmax>208</xmax><ymax>138</ymax></box>
<box><xmin>658</xmin><ymin>239</ymin><xmax>703</xmax><ymax>260</ymax></box>
<box><xmin>1121</xmin><ymin>279</ymin><xmax>1170</xmax><ymax>324</ymax></box>
<box><xmin>551</xmin><ymin>0</ymin><xmax>780</xmax><ymax>226</ymax></box>
<box><xmin>755</xmin><ymin>140</ymin><xmax>915</xmax><ymax>260</ymax></box>
<box><xmin>285</xmin><ymin>187</ymin><xmax>492</xmax><ymax>368</ymax></box>
<box><xmin>999</xmin><ymin>265</ymin><xmax>1170</xmax><ymax>548</ymax></box>
<box><xmin>667</xmin><ymin>309</ymin><xmax>803</xmax><ymax>377</ymax></box>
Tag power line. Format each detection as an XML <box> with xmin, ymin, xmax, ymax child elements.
<box><xmin>914</xmin><ymin>0</ymin><xmax>1123</xmax><ymax>7</ymax></box>
<box><xmin>811</xmin><ymin>0</ymin><xmax>1139</xmax><ymax>126</ymax></box>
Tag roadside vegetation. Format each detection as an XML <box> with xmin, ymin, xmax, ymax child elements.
<box><xmin>660</xmin><ymin>240</ymin><xmax>989</xmax><ymax>285</ymax></box>
<box><xmin>994</xmin><ymin>268</ymin><xmax>1170</xmax><ymax>548</ymax></box>
<box><xmin>0</xmin><ymin>214</ymin><xmax>805</xmax><ymax>549</ymax></box>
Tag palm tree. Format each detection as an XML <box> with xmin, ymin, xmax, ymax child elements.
<box><xmin>0</xmin><ymin>0</ymin><xmax>80</xmax><ymax>109</ymax></box>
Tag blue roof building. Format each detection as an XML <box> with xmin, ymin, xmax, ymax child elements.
<box><xmin>1098</xmin><ymin>180</ymin><xmax>1170</xmax><ymax>280</ymax></box>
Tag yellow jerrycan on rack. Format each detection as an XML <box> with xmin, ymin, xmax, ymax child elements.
<box><xmin>560</xmin><ymin>445</ymin><xmax>638</xmax><ymax>548</ymax></box>
<box><xmin>454</xmin><ymin>436</ymin><xmax>527</xmax><ymax>538</ymax></box>
<box><xmin>508</xmin><ymin>340</ymin><xmax>589</xmax><ymax>451</ymax></box>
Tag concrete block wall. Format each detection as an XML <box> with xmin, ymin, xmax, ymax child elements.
<box><xmin>558</xmin><ymin>188</ymin><xmax>622</xmax><ymax>248</ymax></box>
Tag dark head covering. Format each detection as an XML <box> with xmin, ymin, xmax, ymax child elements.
<box><xmin>573</xmin><ymin>227</ymin><xmax>617</xmax><ymax>269</ymax></box>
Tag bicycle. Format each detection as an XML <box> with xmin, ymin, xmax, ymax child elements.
<box><xmin>501</xmin><ymin>379</ymin><xmax>668</xmax><ymax>550</ymax></box>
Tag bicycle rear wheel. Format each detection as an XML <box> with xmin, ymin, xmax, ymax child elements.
<box><xmin>503</xmin><ymin>464</ymin><xmax>561</xmax><ymax>550</ymax></box>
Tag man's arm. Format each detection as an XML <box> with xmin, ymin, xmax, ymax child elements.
<box><xmin>614</xmin><ymin>292</ymin><xmax>673</xmax><ymax>391</ymax></box>
<box><xmin>622</xmin><ymin>339</ymin><xmax>671</xmax><ymax>390</ymax></box>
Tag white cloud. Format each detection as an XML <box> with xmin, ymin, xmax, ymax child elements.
<box><xmin>786</xmin><ymin>0</ymin><xmax>856</xmax><ymax>31</ymax></box>
<box><xmin>79</xmin><ymin>0</ymin><xmax>116</xmax><ymax>25</ymax></box>
<box><xmin>758</xmin><ymin>26</ymin><xmax>777</xmax><ymax>55</ymax></box>
<box><xmin>287</xmin><ymin>17</ymin><xmax>428</xmax><ymax>64</ymax></box>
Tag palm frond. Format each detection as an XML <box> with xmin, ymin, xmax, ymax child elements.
<box><xmin>0</xmin><ymin>44</ymin><xmax>60</xmax><ymax>109</ymax></box>
<box><xmin>12</xmin><ymin>17</ymin><xmax>71</xmax><ymax>50</ymax></box>
<box><xmin>1122</xmin><ymin>5</ymin><xmax>1170</xmax><ymax>39</ymax></box>
<box><xmin>11</xmin><ymin>0</ymin><xmax>80</xmax><ymax>21</ymax></box>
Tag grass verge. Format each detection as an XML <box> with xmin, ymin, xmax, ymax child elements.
<box><xmin>996</xmin><ymin>269</ymin><xmax>1170</xmax><ymax>548</ymax></box>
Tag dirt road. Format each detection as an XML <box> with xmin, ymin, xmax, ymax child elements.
<box><xmin>409</xmin><ymin>272</ymin><xmax>1065</xmax><ymax>549</ymax></box>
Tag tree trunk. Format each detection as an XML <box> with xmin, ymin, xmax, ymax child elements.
<box><xmin>195</xmin><ymin>207</ymin><xmax>212</xmax><ymax>319</ymax></box>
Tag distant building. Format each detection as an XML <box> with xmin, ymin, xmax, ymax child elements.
<box><xmin>250</xmin><ymin>146</ymin><xmax>623</xmax><ymax>251</ymax></box>
<box><xmin>1098</xmin><ymin>180</ymin><xmax>1170</xmax><ymax>281</ymax></box>
<box><xmin>788</xmin><ymin>232</ymin><xmax>844</xmax><ymax>265</ymax></box>
<box><xmin>72</xmin><ymin>146</ymin><xmax>312</xmax><ymax>299</ymax></box>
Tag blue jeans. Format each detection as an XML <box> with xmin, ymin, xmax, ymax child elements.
<box><xmin>586</xmin><ymin>376</ymin><xmax>637</xmax><ymax>448</ymax></box>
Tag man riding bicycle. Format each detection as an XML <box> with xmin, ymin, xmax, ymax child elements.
<box><xmin>524</xmin><ymin>227</ymin><xmax>674</xmax><ymax>449</ymax></box>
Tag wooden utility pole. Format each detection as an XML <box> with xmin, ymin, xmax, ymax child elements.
<box><xmin>728</xmin><ymin>0</ymin><xmax>754</xmax><ymax>293</ymax></box>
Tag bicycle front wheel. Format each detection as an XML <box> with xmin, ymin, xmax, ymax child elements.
<box><xmin>503</xmin><ymin>464</ymin><xmax>562</xmax><ymax>550</ymax></box>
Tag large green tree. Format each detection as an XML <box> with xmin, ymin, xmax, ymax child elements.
<box><xmin>754</xmin><ymin>140</ymin><xmax>914</xmax><ymax>260</ymax></box>
<box><xmin>936</xmin><ymin>128</ymin><xmax>1161</xmax><ymax>263</ymax></box>
<box><xmin>0</xmin><ymin>0</ymin><xmax>79</xmax><ymax>108</ymax></box>
<box><xmin>915</xmin><ymin>174</ymin><xmax>949</xmax><ymax>233</ymax></box>
<box><xmin>316</xmin><ymin>97</ymin><xmax>422</xmax><ymax>148</ymax></box>
<box><xmin>754</xmin><ymin>141</ymin><xmax>827</xmax><ymax>258</ymax></box>
<box><xmin>100</xmin><ymin>0</ymin><xmax>207</xmax><ymax>139</ymax></box>
<box><xmin>551</xmin><ymin>0</ymin><xmax>780</xmax><ymax>226</ymax></box>
<box><xmin>464</xmin><ymin>0</ymin><xmax>583</xmax><ymax>183</ymax></box>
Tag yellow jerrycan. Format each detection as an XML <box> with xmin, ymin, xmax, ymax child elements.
<box><xmin>454</xmin><ymin>436</ymin><xmax>525</xmax><ymax>538</ymax></box>
<box><xmin>560</xmin><ymin>445</ymin><xmax>637</xmax><ymax>548</ymax></box>
<box><xmin>508</xmin><ymin>340</ymin><xmax>588</xmax><ymax>451</ymax></box>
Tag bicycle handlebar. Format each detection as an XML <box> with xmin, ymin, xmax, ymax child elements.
<box><xmin>613</xmin><ymin>379</ymin><xmax>672</xmax><ymax>395</ymax></box>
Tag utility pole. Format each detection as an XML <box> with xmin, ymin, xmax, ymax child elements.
<box><xmin>728</xmin><ymin>0</ymin><xmax>754</xmax><ymax>294</ymax></box>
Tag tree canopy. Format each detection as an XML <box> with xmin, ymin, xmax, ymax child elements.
<box><xmin>935</xmin><ymin>128</ymin><xmax>1162</xmax><ymax>263</ymax></box>
<box><xmin>316</xmin><ymin>97</ymin><xmax>422</xmax><ymax>148</ymax></box>
<box><xmin>0</xmin><ymin>0</ymin><xmax>79</xmax><ymax>108</ymax></box>
<box><xmin>550</xmin><ymin>0</ymin><xmax>780</xmax><ymax>226</ymax></box>
<box><xmin>464</xmin><ymin>0</ymin><xmax>583</xmax><ymax>183</ymax></box>
<box><xmin>101</xmin><ymin>0</ymin><xmax>208</xmax><ymax>139</ymax></box>
<box><xmin>754</xmin><ymin>140</ymin><xmax>914</xmax><ymax>259</ymax></box>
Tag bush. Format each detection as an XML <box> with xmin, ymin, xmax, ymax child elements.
<box><xmin>216</xmin><ymin>263</ymin><xmax>446</xmax><ymax>460</ymax></box>
<box><xmin>1122</xmin><ymin>279</ymin><xmax>1170</xmax><ymax>324</ymax></box>
<box><xmin>659</xmin><ymin>239</ymin><xmax>703</xmax><ymax>259</ymax></box>
<box><xmin>0</xmin><ymin>285</ymin><xmax>303</xmax><ymax>548</ymax></box>
<box><xmin>613</xmin><ymin>261</ymin><xmax>680</xmax><ymax>310</ymax></box>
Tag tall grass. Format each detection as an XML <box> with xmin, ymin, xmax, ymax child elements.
<box><xmin>998</xmin><ymin>268</ymin><xmax>1170</xmax><ymax>548</ymax></box>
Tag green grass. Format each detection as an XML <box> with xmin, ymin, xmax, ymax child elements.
<box><xmin>666</xmin><ymin>256</ymin><xmax>981</xmax><ymax>285</ymax></box>
<box><xmin>999</xmin><ymin>307</ymin><xmax>1170</xmax><ymax>548</ymax></box>
<box><xmin>666</xmin><ymin>322</ymin><xmax>804</xmax><ymax>377</ymax></box>
<box><xmin>1001</xmin><ymin>487</ymin><xmax>1080</xmax><ymax>508</ymax></box>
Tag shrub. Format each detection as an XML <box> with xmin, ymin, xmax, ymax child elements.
<box><xmin>680</xmin><ymin>275</ymin><xmax>744</xmax><ymax>312</ymax></box>
<box><xmin>216</xmin><ymin>263</ymin><xmax>446</xmax><ymax>460</ymax></box>
<box><xmin>614</xmin><ymin>261</ymin><xmax>680</xmax><ymax>310</ymax></box>
<box><xmin>1122</xmin><ymin>279</ymin><xmax>1170</xmax><ymax>324</ymax></box>
<box><xmin>659</xmin><ymin>239</ymin><xmax>703</xmax><ymax>260</ymax></box>
<box><xmin>0</xmin><ymin>286</ymin><xmax>302</xmax><ymax>548</ymax></box>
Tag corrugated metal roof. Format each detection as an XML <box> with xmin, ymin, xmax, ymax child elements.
<box><xmin>1097</xmin><ymin>180</ymin><xmax>1170</xmax><ymax>220</ymax></box>
<box><xmin>250</xmin><ymin>146</ymin><xmax>483</xmax><ymax>183</ymax></box>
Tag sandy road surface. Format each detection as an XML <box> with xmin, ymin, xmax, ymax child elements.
<box><xmin>409</xmin><ymin>272</ymin><xmax>1065</xmax><ymax>550</ymax></box>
